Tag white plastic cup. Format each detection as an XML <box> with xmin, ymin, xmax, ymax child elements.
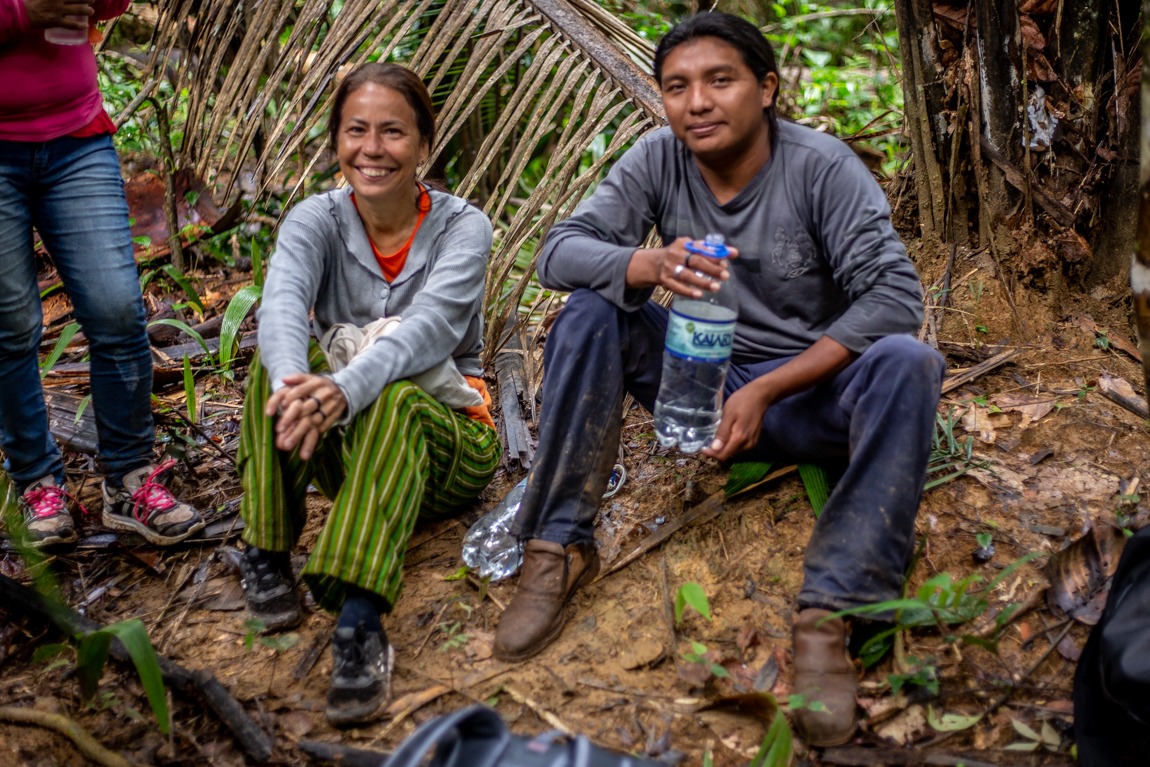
<box><xmin>44</xmin><ymin>16</ymin><xmax>88</xmax><ymax>45</ymax></box>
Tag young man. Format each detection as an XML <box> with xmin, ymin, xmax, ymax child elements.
<box><xmin>1</xmin><ymin>0</ymin><xmax>205</xmax><ymax>548</ymax></box>
<box><xmin>492</xmin><ymin>12</ymin><xmax>945</xmax><ymax>747</ymax></box>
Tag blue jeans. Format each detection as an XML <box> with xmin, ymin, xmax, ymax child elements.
<box><xmin>512</xmin><ymin>290</ymin><xmax>946</xmax><ymax>611</ymax></box>
<box><xmin>0</xmin><ymin>134</ymin><xmax>153</xmax><ymax>488</ymax></box>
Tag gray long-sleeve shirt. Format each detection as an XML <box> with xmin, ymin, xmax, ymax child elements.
<box><xmin>537</xmin><ymin>122</ymin><xmax>924</xmax><ymax>361</ymax></box>
<box><xmin>256</xmin><ymin>187</ymin><xmax>491</xmax><ymax>417</ymax></box>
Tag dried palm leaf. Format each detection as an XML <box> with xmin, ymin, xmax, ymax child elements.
<box><xmin>135</xmin><ymin>0</ymin><xmax>664</xmax><ymax>358</ymax></box>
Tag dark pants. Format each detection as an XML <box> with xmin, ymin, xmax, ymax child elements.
<box><xmin>512</xmin><ymin>290</ymin><xmax>946</xmax><ymax>611</ymax></box>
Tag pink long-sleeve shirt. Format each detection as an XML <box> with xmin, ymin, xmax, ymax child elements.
<box><xmin>0</xmin><ymin>0</ymin><xmax>129</xmax><ymax>141</ymax></box>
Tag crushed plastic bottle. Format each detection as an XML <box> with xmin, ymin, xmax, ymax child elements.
<box><xmin>461</xmin><ymin>478</ymin><xmax>528</xmax><ymax>581</ymax></box>
<box><xmin>461</xmin><ymin>465</ymin><xmax>627</xmax><ymax>581</ymax></box>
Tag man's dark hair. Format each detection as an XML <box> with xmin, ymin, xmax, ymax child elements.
<box><xmin>653</xmin><ymin>12</ymin><xmax>780</xmax><ymax>136</ymax></box>
<box><xmin>328</xmin><ymin>62</ymin><xmax>436</xmax><ymax>150</ymax></box>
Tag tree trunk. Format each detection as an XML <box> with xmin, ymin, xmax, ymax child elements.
<box><xmin>897</xmin><ymin>0</ymin><xmax>1141</xmax><ymax>287</ymax></box>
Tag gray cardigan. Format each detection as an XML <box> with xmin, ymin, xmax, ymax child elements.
<box><xmin>256</xmin><ymin>187</ymin><xmax>492</xmax><ymax>418</ymax></box>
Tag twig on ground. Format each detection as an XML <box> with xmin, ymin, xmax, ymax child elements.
<box><xmin>503</xmin><ymin>685</ymin><xmax>572</xmax><ymax>734</ymax></box>
<box><xmin>412</xmin><ymin>602</ymin><xmax>452</xmax><ymax>659</ymax></box>
<box><xmin>0</xmin><ymin>706</ymin><xmax>132</xmax><ymax>767</ymax></box>
<box><xmin>942</xmin><ymin>348</ymin><xmax>1023</xmax><ymax>395</ymax></box>
<box><xmin>370</xmin><ymin>685</ymin><xmax>451</xmax><ymax>744</ymax></box>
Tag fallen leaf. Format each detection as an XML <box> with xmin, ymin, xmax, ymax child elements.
<box><xmin>927</xmin><ymin>705</ymin><xmax>983</xmax><ymax>732</ymax></box>
<box><xmin>1056</xmin><ymin>634</ymin><xmax>1082</xmax><ymax>661</ymax></box>
<box><xmin>875</xmin><ymin>703</ymin><xmax>927</xmax><ymax>745</ymax></box>
<box><xmin>1045</xmin><ymin>523</ymin><xmax>1128</xmax><ymax>625</ymax></box>
<box><xmin>276</xmin><ymin>710</ymin><xmax>315</xmax><ymax>740</ymax></box>
<box><xmin>961</xmin><ymin>405</ymin><xmax>1005</xmax><ymax>443</ymax></box>
<box><xmin>992</xmin><ymin>393</ymin><xmax>1058</xmax><ymax>427</ymax></box>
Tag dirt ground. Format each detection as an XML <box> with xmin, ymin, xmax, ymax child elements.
<box><xmin>2</xmin><ymin>240</ymin><xmax>1147</xmax><ymax>767</ymax></box>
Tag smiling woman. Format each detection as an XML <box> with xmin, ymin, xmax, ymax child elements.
<box><xmin>232</xmin><ymin>62</ymin><xmax>500</xmax><ymax>727</ymax></box>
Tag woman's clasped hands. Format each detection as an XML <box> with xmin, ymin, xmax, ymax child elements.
<box><xmin>265</xmin><ymin>373</ymin><xmax>348</xmax><ymax>459</ymax></box>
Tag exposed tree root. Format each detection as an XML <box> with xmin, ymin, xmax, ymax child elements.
<box><xmin>0</xmin><ymin>705</ymin><xmax>133</xmax><ymax>767</ymax></box>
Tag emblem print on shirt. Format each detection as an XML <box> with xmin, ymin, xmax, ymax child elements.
<box><xmin>770</xmin><ymin>226</ymin><xmax>818</xmax><ymax>279</ymax></box>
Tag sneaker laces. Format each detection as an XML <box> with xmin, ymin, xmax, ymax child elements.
<box><xmin>128</xmin><ymin>459</ymin><xmax>179</xmax><ymax>524</ymax></box>
<box><xmin>23</xmin><ymin>484</ymin><xmax>87</xmax><ymax>521</ymax></box>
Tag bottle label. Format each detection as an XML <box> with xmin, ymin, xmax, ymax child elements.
<box><xmin>665</xmin><ymin>308</ymin><xmax>735</xmax><ymax>362</ymax></box>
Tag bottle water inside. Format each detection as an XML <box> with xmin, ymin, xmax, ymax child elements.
<box><xmin>654</xmin><ymin>234</ymin><xmax>738</xmax><ymax>454</ymax></box>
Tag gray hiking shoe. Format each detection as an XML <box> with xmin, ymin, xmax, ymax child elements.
<box><xmin>15</xmin><ymin>476</ymin><xmax>77</xmax><ymax>548</ymax></box>
<box><xmin>101</xmin><ymin>460</ymin><xmax>205</xmax><ymax>545</ymax></box>
<box><xmin>238</xmin><ymin>546</ymin><xmax>302</xmax><ymax>631</ymax></box>
<box><xmin>326</xmin><ymin>625</ymin><xmax>394</xmax><ymax>726</ymax></box>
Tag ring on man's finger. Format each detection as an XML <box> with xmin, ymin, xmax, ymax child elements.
<box><xmin>673</xmin><ymin>264</ymin><xmax>685</xmax><ymax>277</ymax></box>
<box><xmin>685</xmin><ymin>253</ymin><xmax>693</xmax><ymax>269</ymax></box>
<box><xmin>307</xmin><ymin>395</ymin><xmax>324</xmax><ymax>412</ymax></box>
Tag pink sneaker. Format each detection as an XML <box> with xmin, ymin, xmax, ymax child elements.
<box><xmin>15</xmin><ymin>476</ymin><xmax>78</xmax><ymax>548</ymax></box>
<box><xmin>101</xmin><ymin>460</ymin><xmax>205</xmax><ymax>546</ymax></box>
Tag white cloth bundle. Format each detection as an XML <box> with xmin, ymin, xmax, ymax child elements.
<box><xmin>320</xmin><ymin>317</ymin><xmax>483</xmax><ymax>408</ymax></box>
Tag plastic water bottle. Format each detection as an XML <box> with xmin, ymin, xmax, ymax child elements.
<box><xmin>654</xmin><ymin>234</ymin><xmax>738</xmax><ymax>454</ymax></box>
<box><xmin>462</xmin><ymin>465</ymin><xmax>627</xmax><ymax>580</ymax></box>
<box><xmin>461</xmin><ymin>478</ymin><xmax>528</xmax><ymax>581</ymax></box>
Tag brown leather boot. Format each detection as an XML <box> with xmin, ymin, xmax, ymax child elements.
<box><xmin>792</xmin><ymin>608</ymin><xmax>859</xmax><ymax>747</ymax></box>
<box><xmin>492</xmin><ymin>539</ymin><xmax>600</xmax><ymax>662</ymax></box>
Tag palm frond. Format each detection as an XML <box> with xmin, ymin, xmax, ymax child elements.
<box><xmin>139</xmin><ymin>0</ymin><xmax>664</xmax><ymax>357</ymax></box>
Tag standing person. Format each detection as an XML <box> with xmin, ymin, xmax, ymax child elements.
<box><xmin>492</xmin><ymin>12</ymin><xmax>945</xmax><ymax>747</ymax></box>
<box><xmin>0</xmin><ymin>0</ymin><xmax>205</xmax><ymax>548</ymax></box>
<box><xmin>235</xmin><ymin>62</ymin><xmax>500</xmax><ymax>726</ymax></box>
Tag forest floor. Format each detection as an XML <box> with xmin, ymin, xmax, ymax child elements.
<box><xmin>1</xmin><ymin>235</ymin><xmax>1145</xmax><ymax>767</ymax></box>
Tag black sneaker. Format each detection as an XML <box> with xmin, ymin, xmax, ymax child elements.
<box><xmin>326</xmin><ymin>625</ymin><xmax>394</xmax><ymax>726</ymax></box>
<box><xmin>238</xmin><ymin>546</ymin><xmax>302</xmax><ymax>631</ymax></box>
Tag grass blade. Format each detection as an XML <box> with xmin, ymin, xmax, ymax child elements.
<box><xmin>39</xmin><ymin>322</ymin><xmax>81</xmax><ymax>379</ymax></box>
<box><xmin>182</xmin><ymin>355</ymin><xmax>196</xmax><ymax>423</ymax></box>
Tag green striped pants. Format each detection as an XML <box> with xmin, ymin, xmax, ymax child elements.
<box><xmin>238</xmin><ymin>344</ymin><xmax>500</xmax><ymax>613</ymax></box>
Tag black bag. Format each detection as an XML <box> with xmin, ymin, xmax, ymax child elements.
<box><xmin>1073</xmin><ymin>525</ymin><xmax>1150</xmax><ymax>766</ymax></box>
<box><xmin>378</xmin><ymin>705</ymin><xmax>662</xmax><ymax>767</ymax></box>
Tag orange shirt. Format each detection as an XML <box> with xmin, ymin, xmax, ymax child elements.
<box><xmin>357</xmin><ymin>186</ymin><xmax>432</xmax><ymax>282</ymax></box>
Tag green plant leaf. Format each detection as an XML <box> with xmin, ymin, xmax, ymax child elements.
<box><xmin>1010</xmin><ymin>718</ymin><xmax>1042</xmax><ymax>742</ymax></box>
<box><xmin>724</xmin><ymin>461</ymin><xmax>772</xmax><ymax>497</ymax></box>
<box><xmin>32</xmin><ymin>643</ymin><xmax>72</xmax><ymax>664</ymax></box>
<box><xmin>75</xmin><ymin>631</ymin><xmax>113</xmax><ymax>702</ymax></box>
<box><xmin>797</xmin><ymin>463</ymin><xmax>829</xmax><ymax>518</ymax></box>
<box><xmin>148</xmin><ymin>318</ymin><xmax>214</xmax><ymax>363</ymax></box>
<box><xmin>218</xmin><ymin>284</ymin><xmax>261</xmax><ymax>371</ymax></box>
<box><xmin>182</xmin><ymin>356</ymin><xmax>196</xmax><ymax>423</ymax></box>
<box><xmin>160</xmin><ymin>264</ymin><xmax>205</xmax><ymax>317</ymax></box>
<box><xmin>748</xmin><ymin>693</ymin><xmax>792</xmax><ymax>767</ymax></box>
<box><xmin>101</xmin><ymin>619</ymin><xmax>171</xmax><ymax>734</ymax></box>
<box><xmin>72</xmin><ymin>394</ymin><xmax>92</xmax><ymax>425</ymax></box>
<box><xmin>927</xmin><ymin>705</ymin><xmax>982</xmax><ymax>732</ymax></box>
<box><xmin>674</xmin><ymin>582</ymin><xmax>712</xmax><ymax>624</ymax></box>
<box><xmin>39</xmin><ymin>322</ymin><xmax>81</xmax><ymax>379</ymax></box>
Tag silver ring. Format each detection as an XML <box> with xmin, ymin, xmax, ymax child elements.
<box><xmin>673</xmin><ymin>264</ymin><xmax>685</xmax><ymax>277</ymax></box>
